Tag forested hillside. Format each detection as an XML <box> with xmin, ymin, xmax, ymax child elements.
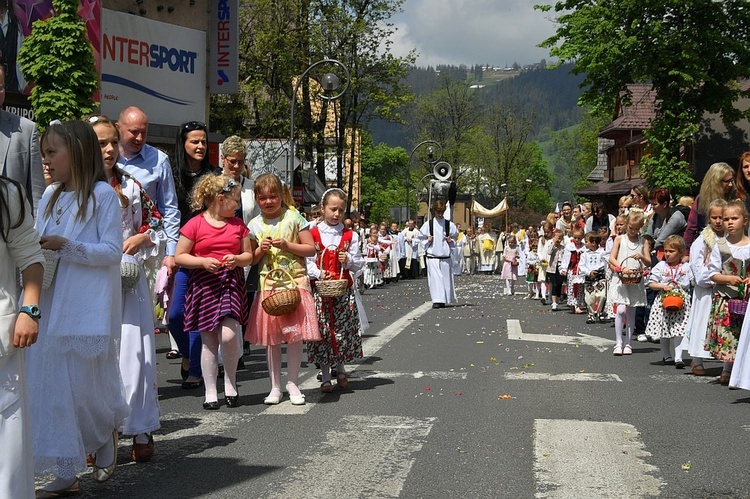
<box><xmin>369</xmin><ymin>63</ymin><xmax>585</xmax><ymax>148</ymax></box>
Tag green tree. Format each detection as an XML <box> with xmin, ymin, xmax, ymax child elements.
<box><xmin>550</xmin><ymin>112</ymin><xmax>608</xmax><ymax>200</ymax></box>
<box><xmin>18</xmin><ymin>0</ymin><xmax>98</xmax><ymax>128</ymax></box>
<box><xmin>359</xmin><ymin>135</ymin><xmax>410</xmax><ymax>222</ymax></box>
<box><xmin>536</xmin><ymin>0</ymin><xmax>750</xmax><ymax>195</ymax></box>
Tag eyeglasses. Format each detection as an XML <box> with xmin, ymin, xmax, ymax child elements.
<box><xmin>183</xmin><ymin>121</ymin><xmax>207</xmax><ymax>131</ymax></box>
<box><xmin>721</xmin><ymin>178</ymin><xmax>735</xmax><ymax>185</ymax></box>
<box><xmin>224</xmin><ymin>157</ymin><xmax>246</xmax><ymax>167</ymax></box>
<box><xmin>221</xmin><ymin>178</ymin><xmax>239</xmax><ymax>193</ymax></box>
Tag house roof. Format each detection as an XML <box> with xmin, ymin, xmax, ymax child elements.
<box><xmin>599</xmin><ymin>84</ymin><xmax>657</xmax><ymax>137</ymax></box>
<box><xmin>576</xmin><ymin>178</ymin><xmax>646</xmax><ymax>197</ymax></box>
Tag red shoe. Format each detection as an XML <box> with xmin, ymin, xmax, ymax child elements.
<box><xmin>132</xmin><ymin>434</ymin><xmax>154</xmax><ymax>463</ymax></box>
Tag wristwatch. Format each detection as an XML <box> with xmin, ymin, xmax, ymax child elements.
<box><xmin>19</xmin><ymin>305</ymin><xmax>41</xmax><ymax>320</ymax></box>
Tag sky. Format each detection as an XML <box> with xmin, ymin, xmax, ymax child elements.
<box><xmin>388</xmin><ymin>0</ymin><xmax>560</xmax><ymax>68</ymax></box>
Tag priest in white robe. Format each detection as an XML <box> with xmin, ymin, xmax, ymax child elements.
<box><xmin>419</xmin><ymin>200</ymin><xmax>458</xmax><ymax>308</ymax></box>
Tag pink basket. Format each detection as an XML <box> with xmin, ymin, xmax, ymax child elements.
<box><xmin>728</xmin><ymin>298</ymin><xmax>748</xmax><ymax>327</ymax></box>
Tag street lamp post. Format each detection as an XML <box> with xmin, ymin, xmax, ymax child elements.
<box><xmin>406</xmin><ymin>140</ymin><xmax>442</xmax><ymax>223</ymax></box>
<box><xmin>288</xmin><ymin>58</ymin><xmax>350</xmax><ymax>195</ymax></box>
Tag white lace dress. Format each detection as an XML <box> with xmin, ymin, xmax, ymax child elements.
<box><xmin>26</xmin><ymin>185</ymin><xmax>129</xmax><ymax>479</ymax></box>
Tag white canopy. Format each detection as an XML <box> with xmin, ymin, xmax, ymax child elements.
<box><xmin>472</xmin><ymin>197</ymin><xmax>508</xmax><ymax>218</ymax></box>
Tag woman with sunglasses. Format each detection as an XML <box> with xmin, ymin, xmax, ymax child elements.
<box><xmin>168</xmin><ymin>121</ymin><xmax>219</xmax><ymax>389</ymax></box>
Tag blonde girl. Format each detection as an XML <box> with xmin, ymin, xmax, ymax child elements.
<box><xmin>306</xmin><ymin>188</ymin><xmax>364</xmax><ymax>392</ymax></box>
<box><xmin>28</xmin><ymin>121</ymin><xmax>128</xmax><ymax>494</ymax></box>
<box><xmin>245</xmin><ymin>174</ymin><xmax>320</xmax><ymax>405</ymax></box>
<box><xmin>706</xmin><ymin>200</ymin><xmax>750</xmax><ymax>385</ymax></box>
<box><xmin>618</xmin><ymin>195</ymin><xmax>632</xmax><ymax>215</ymax></box>
<box><xmin>644</xmin><ymin>235</ymin><xmax>693</xmax><ymax>365</ymax></box>
<box><xmin>685</xmin><ymin>199</ymin><xmax>726</xmax><ymax>375</ymax></box>
<box><xmin>500</xmin><ymin>233</ymin><xmax>519</xmax><ymax>295</ymax></box>
<box><xmin>175</xmin><ymin>174</ymin><xmax>252</xmax><ymax>410</ymax></box>
<box><xmin>608</xmin><ymin>210</ymin><xmax>651</xmax><ymax>355</ymax></box>
<box><xmin>603</xmin><ymin>215</ymin><xmax>627</xmax><ymax>320</ymax></box>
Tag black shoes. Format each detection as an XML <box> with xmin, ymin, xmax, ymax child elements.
<box><xmin>225</xmin><ymin>395</ymin><xmax>240</xmax><ymax>408</ymax></box>
<box><xmin>182</xmin><ymin>379</ymin><xmax>203</xmax><ymax>390</ymax></box>
<box><xmin>203</xmin><ymin>401</ymin><xmax>220</xmax><ymax>410</ymax></box>
<box><xmin>432</xmin><ymin>303</ymin><xmax>445</xmax><ymax>309</ymax></box>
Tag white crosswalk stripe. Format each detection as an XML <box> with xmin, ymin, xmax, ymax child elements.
<box><xmin>504</xmin><ymin>372</ymin><xmax>622</xmax><ymax>382</ymax></box>
<box><xmin>261</xmin><ymin>415</ymin><xmax>436</xmax><ymax>499</ymax></box>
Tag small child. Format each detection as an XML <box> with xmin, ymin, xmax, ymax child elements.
<box><xmin>363</xmin><ymin>230</ymin><xmax>384</xmax><ymax>289</ymax></box>
<box><xmin>608</xmin><ymin>210</ymin><xmax>651</xmax><ymax>355</ymax></box>
<box><xmin>603</xmin><ymin>215</ymin><xmax>627</xmax><ymax>321</ymax></box>
<box><xmin>543</xmin><ymin>229</ymin><xmax>565</xmax><ymax>311</ymax></box>
<box><xmin>500</xmin><ymin>234</ymin><xmax>520</xmax><ymax>295</ymax></box>
<box><xmin>525</xmin><ymin>239</ymin><xmax>540</xmax><ymax>299</ymax></box>
<box><xmin>706</xmin><ymin>200</ymin><xmax>750</xmax><ymax>385</ymax></box>
<box><xmin>684</xmin><ymin>199</ymin><xmax>726</xmax><ymax>375</ymax></box>
<box><xmin>560</xmin><ymin>228</ymin><xmax>586</xmax><ymax>313</ymax></box>
<box><xmin>579</xmin><ymin>232</ymin><xmax>607</xmax><ymax>323</ymax></box>
<box><xmin>175</xmin><ymin>175</ymin><xmax>252</xmax><ymax>410</ymax></box>
<box><xmin>644</xmin><ymin>235</ymin><xmax>694</xmax><ymax>366</ymax></box>
<box><xmin>537</xmin><ymin>225</ymin><xmax>552</xmax><ymax>304</ymax></box>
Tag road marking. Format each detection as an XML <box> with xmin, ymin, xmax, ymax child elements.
<box><xmin>534</xmin><ymin>419</ymin><xmax>662</xmax><ymax>498</ymax></box>
<box><xmin>507</xmin><ymin>319</ymin><xmax>615</xmax><ymax>352</ymax></box>
<box><xmin>648</xmin><ymin>374</ymin><xmax>718</xmax><ymax>383</ymax></box>
<box><xmin>504</xmin><ymin>372</ymin><xmax>622</xmax><ymax>382</ymax></box>
<box><xmin>262</xmin><ymin>301</ymin><xmax>434</xmax><ymax>415</ymax></box>
<box><xmin>262</xmin><ymin>415</ymin><xmax>435</xmax><ymax>498</ymax></box>
<box><xmin>357</xmin><ymin>369</ymin><xmax>468</xmax><ymax>380</ymax></box>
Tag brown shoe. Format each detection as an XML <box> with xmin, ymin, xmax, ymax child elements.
<box><xmin>35</xmin><ymin>478</ymin><xmax>80</xmax><ymax>498</ymax></box>
<box><xmin>719</xmin><ymin>372</ymin><xmax>731</xmax><ymax>385</ymax></box>
<box><xmin>132</xmin><ymin>434</ymin><xmax>154</xmax><ymax>463</ymax></box>
<box><xmin>691</xmin><ymin>361</ymin><xmax>707</xmax><ymax>376</ymax></box>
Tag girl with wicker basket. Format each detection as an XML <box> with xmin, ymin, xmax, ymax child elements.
<box><xmin>306</xmin><ymin>189</ymin><xmax>364</xmax><ymax>393</ymax></box>
<box><xmin>607</xmin><ymin>210</ymin><xmax>652</xmax><ymax>355</ymax></box>
<box><xmin>644</xmin><ymin>235</ymin><xmax>694</xmax><ymax>365</ymax></box>
<box><xmin>245</xmin><ymin>174</ymin><xmax>320</xmax><ymax>405</ymax></box>
<box><xmin>603</xmin><ymin>216</ymin><xmax>626</xmax><ymax>321</ymax></box>
<box><xmin>175</xmin><ymin>174</ymin><xmax>252</xmax><ymax>410</ymax></box>
<box><xmin>705</xmin><ymin>200</ymin><xmax>750</xmax><ymax>385</ymax></box>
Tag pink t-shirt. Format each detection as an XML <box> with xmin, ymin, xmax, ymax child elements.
<box><xmin>180</xmin><ymin>214</ymin><xmax>249</xmax><ymax>260</ymax></box>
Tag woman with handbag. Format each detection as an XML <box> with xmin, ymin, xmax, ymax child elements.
<box><xmin>27</xmin><ymin>120</ymin><xmax>128</xmax><ymax>496</ymax></box>
<box><xmin>0</xmin><ymin>175</ymin><xmax>44</xmax><ymax>499</ymax></box>
<box><xmin>89</xmin><ymin>115</ymin><xmax>165</xmax><ymax>462</ymax></box>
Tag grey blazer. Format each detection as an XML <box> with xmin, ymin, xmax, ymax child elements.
<box><xmin>0</xmin><ymin>110</ymin><xmax>43</xmax><ymax>213</ymax></box>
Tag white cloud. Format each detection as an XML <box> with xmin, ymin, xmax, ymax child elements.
<box><xmin>389</xmin><ymin>0</ymin><xmax>559</xmax><ymax>67</ymax></box>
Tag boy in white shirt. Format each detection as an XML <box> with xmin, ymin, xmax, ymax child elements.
<box><xmin>579</xmin><ymin>231</ymin><xmax>608</xmax><ymax>323</ymax></box>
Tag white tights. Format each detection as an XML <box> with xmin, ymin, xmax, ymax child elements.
<box><xmin>614</xmin><ymin>304</ymin><xmax>635</xmax><ymax>347</ymax></box>
<box><xmin>201</xmin><ymin>317</ymin><xmax>241</xmax><ymax>402</ymax></box>
<box><xmin>505</xmin><ymin>279</ymin><xmax>515</xmax><ymax>295</ymax></box>
<box><xmin>267</xmin><ymin>341</ymin><xmax>304</xmax><ymax>397</ymax></box>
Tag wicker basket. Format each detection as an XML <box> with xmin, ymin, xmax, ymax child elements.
<box><xmin>316</xmin><ymin>246</ymin><xmax>348</xmax><ymax>298</ymax></box>
<box><xmin>617</xmin><ymin>255</ymin><xmax>644</xmax><ymax>285</ymax></box>
<box><xmin>728</xmin><ymin>297</ymin><xmax>748</xmax><ymax>327</ymax></box>
<box><xmin>261</xmin><ymin>268</ymin><xmax>301</xmax><ymax>316</ymax></box>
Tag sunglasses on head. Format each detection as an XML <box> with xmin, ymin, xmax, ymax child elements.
<box><xmin>183</xmin><ymin>121</ymin><xmax>207</xmax><ymax>131</ymax></box>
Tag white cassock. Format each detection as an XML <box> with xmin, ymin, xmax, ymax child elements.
<box><xmin>419</xmin><ymin>217</ymin><xmax>458</xmax><ymax>305</ymax></box>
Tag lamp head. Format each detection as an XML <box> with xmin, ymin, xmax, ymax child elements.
<box><xmin>322</xmin><ymin>73</ymin><xmax>341</xmax><ymax>93</ymax></box>
<box><xmin>426</xmin><ymin>146</ymin><xmax>435</xmax><ymax>160</ymax></box>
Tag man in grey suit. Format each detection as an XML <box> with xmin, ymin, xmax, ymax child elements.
<box><xmin>0</xmin><ymin>66</ymin><xmax>43</xmax><ymax>212</ymax></box>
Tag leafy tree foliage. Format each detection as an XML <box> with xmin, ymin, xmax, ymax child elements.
<box><xmin>536</xmin><ymin>0</ymin><xmax>750</xmax><ymax>194</ymax></box>
<box><xmin>18</xmin><ymin>0</ymin><xmax>98</xmax><ymax>128</ymax></box>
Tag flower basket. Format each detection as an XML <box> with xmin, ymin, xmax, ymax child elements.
<box><xmin>261</xmin><ymin>268</ymin><xmax>301</xmax><ymax>316</ymax></box>
<box><xmin>728</xmin><ymin>297</ymin><xmax>748</xmax><ymax>328</ymax></box>
<box><xmin>662</xmin><ymin>291</ymin><xmax>684</xmax><ymax>312</ymax></box>
<box><xmin>121</xmin><ymin>254</ymin><xmax>140</xmax><ymax>291</ymax></box>
<box><xmin>316</xmin><ymin>246</ymin><xmax>348</xmax><ymax>298</ymax></box>
<box><xmin>617</xmin><ymin>255</ymin><xmax>644</xmax><ymax>285</ymax></box>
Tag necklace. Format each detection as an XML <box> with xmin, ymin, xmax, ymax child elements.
<box><xmin>55</xmin><ymin>194</ymin><xmax>76</xmax><ymax>225</ymax></box>
<box><xmin>626</xmin><ymin>235</ymin><xmax>639</xmax><ymax>251</ymax></box>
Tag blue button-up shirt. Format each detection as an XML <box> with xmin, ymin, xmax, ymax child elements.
<box><xmin>120</xmin><ymin>143</ymin><xmax>180</xmax><ymax>255</ymax></box>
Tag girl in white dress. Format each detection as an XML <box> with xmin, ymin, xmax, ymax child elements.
<box><xmin>644</xmin><ymin>235</ymin><xmax>694</xmax><ymax>365</ymax></box>
<box><xmin>90</xmin><ymin>115</ymin><xmax>165</xmax><ymax>462</ymax></box>
<box><xmin>608</xmin><ymin>210</ymin><xmax>651</xmax><ymax>356</ymax></box>
<box><xmin>27</xmin><ymin>121</ymin><xmax>128</xmax><ymax>495</ymax></box>
<box><xmin>500</xmin><ymin>234</ymin><xmax>520</xmax><ymax>295</ymax></box>
<box><xmin>363</xmin><ymin>231</ymin><xmax>383</xmax><ymax>289</ymax></box>
<box><xmin>684</xmin><ymin>200</ymin><xmax>725</xmax><ymax>375</ymax></box>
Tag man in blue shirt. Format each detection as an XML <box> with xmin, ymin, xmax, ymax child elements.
<box><xmin>116</xmin><ymin>106</ymin><xmax>179</xmax><ymax>276</ymax></box>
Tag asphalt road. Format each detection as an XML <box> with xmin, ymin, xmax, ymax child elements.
<box><xmin>65</xmin><ymin>274</ymin><xmax>750</xmax><ymax>498</ymax></box>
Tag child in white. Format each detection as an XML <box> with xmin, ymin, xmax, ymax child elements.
<box><xmin>579</xmin><ymin>232</ymin><xmax>607</xmax><ymax>323</ymax></box>
<box><xmin>500</xmin><ymin>234</ymin><xmax>520</xmax><ymax>295</ymax></box>
<box><xmin>684</xmin><ymin>200</ymin><xmax>725</xmax><ymax>375</ymax></box>
<box><xmin>362</xmin><ymin>231</ymin><xmax>383</xmax><ymax>289</ymax></box>
<box><xmin>608</xmin><ymin>210</ymin><xmax>651</xmax><ymax>355</ymax></box>
<box><xmin>645</xmin><ymin>235</ymin><xmax>694</xmax><ymax>366</ymax></box>
<box><xmin>525</xmin><ymin>240</ymin><xmax>540</xmax><ymax>299</ymax></box>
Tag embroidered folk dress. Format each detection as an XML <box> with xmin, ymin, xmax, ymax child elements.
<box><xmin>306</xmin><ymin>223</ymin><xmax>364</xmax><ymax>366</ymax></box>
<box><xmin>644</xmin><ymin>261</ymin><xmax>693</xmax><ymax>339</ymax></box>
<box><xmin>705</xmin><ymin>239</ymin><xmax>750</xmax><ymax>362</ymax></box>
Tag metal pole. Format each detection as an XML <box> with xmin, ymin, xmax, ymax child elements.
<box><xmin>288</xmin><ymin>58</ymin><xmax>350</xmax><ymax>193</ymax></box>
